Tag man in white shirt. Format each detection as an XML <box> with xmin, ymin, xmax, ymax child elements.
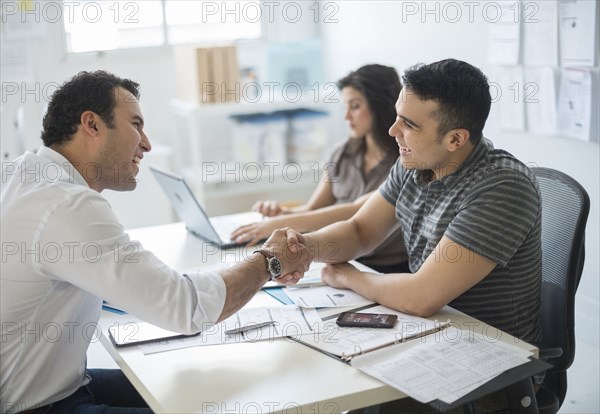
<box><xmin>0</xmin><ymin>70</ymin><xmax>311</xmax><ymax>413</ymax></box>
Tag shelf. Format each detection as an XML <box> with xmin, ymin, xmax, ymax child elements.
<box><xmin>170</xmin><ymin>91</ymin><xmax>339</xmax><ymax>117</ymax></box>
<box><xmin>168</xmin><ymin>97</ymin><xmax>341</xmax><ymax>215</ymax></box>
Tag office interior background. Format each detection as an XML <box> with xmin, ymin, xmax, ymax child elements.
<box><xmin>1</xmin><ymin>1</ymin><xmax>598</xmax><ymax>412</ymax></box>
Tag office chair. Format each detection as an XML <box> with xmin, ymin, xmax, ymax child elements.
<box><xmin>506</xmin><ymin>167</ymin><xmax>590</xmax><ymax>414</ymax></box>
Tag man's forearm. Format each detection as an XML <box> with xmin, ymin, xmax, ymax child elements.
<box><xmin>217</xmin><ymin>254</ymin><xmax>268</xmax><ymax>322</ymax></box>
<box><xmin>307</xmin><ymin>220</ymin><xmax>368</xmax><ymax>263</ymax></box>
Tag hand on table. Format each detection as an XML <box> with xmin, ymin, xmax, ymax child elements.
<box><xmin>231</xmin><ymin>220</ymin><xmax>278</xmax><ymax>246</ymax></box>
<box><xmin>252</xmin><ymin>200</ymin><xmax>284</xmax><ymax>217</ymax></box>
<box><xmin>320</xmin><ymin>262</ymin><xmax>362</xmax><ymax>289</ymax></box>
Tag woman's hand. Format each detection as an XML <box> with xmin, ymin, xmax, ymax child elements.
<box><xmin>251</xmin><ymin>200</ymin><xmax>284</xmax><ymax>217</ymax></box>
<box><xmin>231</xmin><ymin>221</ymin><xmax>278</xmax><ymax>246</ymax></box>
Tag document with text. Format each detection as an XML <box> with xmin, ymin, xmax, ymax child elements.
<box><xmin>295</xmin><ymin>305</ymin><xmax>448</xmax><ymax>361</ymax></box>
<box><xmin>284</xmin><ymin>285</ymin><xmax>375</xmax><ymax>308</ymax></box>
<box><xmin>351</xmin><ymin>326</ymin><xmax>532</xmax><ymax>404</ymax></box>
<box><xmin>137</xmin><ymin>305</ymin><xmax>322</xmax><ymax>355</ymax></box>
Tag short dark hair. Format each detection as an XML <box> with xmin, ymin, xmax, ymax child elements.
<box><xmin>337</xmin><ymin>64</ymin><xmax>401</xmax><ymax>153</ymax></box>
<box><xmin>41</xmin><ymin>70</ymin><xmax>140</xmax><ymax>147</ymax></box>
<box><xmin>401</xmin><ymin>59</ymin><xmax>491</xmax><ymax>144</ymax></box>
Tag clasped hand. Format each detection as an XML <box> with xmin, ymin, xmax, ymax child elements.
<box><xmin>262</xmin><ymin>228</ymin><xmax>312</xmax><ymax>285</ymax></box>
<box><xmin>263</xmin><ymin>229</ymin><xmax>358</xmax><ymax>289</ymax></box>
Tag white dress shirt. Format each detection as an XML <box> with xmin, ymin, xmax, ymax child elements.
<box><xmin>1</xmin><ymin>147</ymin><xmax>226</xmax><ymax>411</ymax></box>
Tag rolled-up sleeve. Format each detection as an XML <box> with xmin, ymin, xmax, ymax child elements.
<box><xmin>184</xmin><ymin>271</ymin><xmax>226</xmax><ymax>329</ymax></box>
<box><xmin>37</xmin><ymin>190</ymin><xmax>227</xmax><ymax>334</ymax></box>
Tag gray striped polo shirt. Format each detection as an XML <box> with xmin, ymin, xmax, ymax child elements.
<box><xmin>328</xmin><ymin>138</ymin><xmax>407</xmax><ymax>269</ymax></box>
<box><xmin>379</xmin><ymin>138</ymin><xmax>542</xmax><ymax>343</ymax></box>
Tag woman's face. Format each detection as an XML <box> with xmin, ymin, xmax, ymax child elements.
<box><xmin>342</xmin><ymin>86</ymin><xmax>373</xmax><ymax>139</ymax></box>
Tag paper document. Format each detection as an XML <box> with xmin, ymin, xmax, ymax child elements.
<box><xmin>557</xmin><ymin>68</ymin><xmax>593</xmax><ymax>141</ymax></box>
<box><xmin>263</xmin><ymin>262</ymin><xmax>327</xmax><ymax>289</ymax></box>
<box><xmin>284</xmin><ymin>285</ymin><xmax>374</xmax><ymax>308</ymax></box>
<box><xmin>523</xmin><ymin>1</ymin><xmax>558</xmax><ymax>66</ymax></box>
<box><xmin>263</xmin><ymin>260</ymin><xmax>376</xmax><ymax>290</ymax></box>
<box><xmin>559</xmin><ymin>0</ymin><xmax>597</xmax><ymax>67</ymax></box>
<box><xmin>138</xmin><ymin>305</ymin><xmax>322</xmax><ymax>355</ymax></box>
<box><xmin>351</xmin><ymin>326</ymin><xmax>532</xmax><ymax>404</ymax></box>
<box><xmin>295</xmin><ymin>305</ymin><xmax>447</xmax><ymax>361</ymax></box>
<box><xmin>488</xmin><ymin>1</ymin><xmax>521</xmax><ymax>65</ymax></box>
<box><xmin>524</xmin><ymin>67</ymin><xmax>557</xmax><ymax>135</ymax></box>
<box><xmin>280</xmin><ymin>261</ymin><xmax>380</xmax><ymax>307</ymax></box>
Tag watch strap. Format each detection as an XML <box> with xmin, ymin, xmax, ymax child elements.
<box><xmin>255</xmin><ymin>249</ymin><xmax>276</xmax><ymax>281</ymax></box>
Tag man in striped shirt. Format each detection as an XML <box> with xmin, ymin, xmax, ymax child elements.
<box><xmin>286</xmin><ymin>58</ymin><xmax>542</xmax><ymax>345</ymax></box>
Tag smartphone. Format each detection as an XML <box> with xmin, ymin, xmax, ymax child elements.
<box><xmin>335</xmin><ymin>312</ymin><xmax>398</xmax><ymax>329</ymax></box>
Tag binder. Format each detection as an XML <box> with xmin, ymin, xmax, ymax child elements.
<box><xmin>173</xmin><ymin>44</ymin><xmax>240</xmax><ymax>104</ymax></box>
<box><xmin>294</xmin><ymin>304</ymin><xmax>450</xmax><ymax>362</ymax></box>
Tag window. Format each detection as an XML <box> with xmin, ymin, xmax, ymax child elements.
<box><xmin>63</xmin><ymin>1</ymin><xmax>262</xmax><ymax>53</ymax></box>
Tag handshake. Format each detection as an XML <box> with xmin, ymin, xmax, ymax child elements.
<box><xmin>259</xmin><ymin>228</ymin><xmax>314</xmax><ymax>285</ymax></box>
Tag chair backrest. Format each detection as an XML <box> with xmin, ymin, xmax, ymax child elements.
<box><xmin>532</xmin><ymin>167</ymin><xmax>590</xmax><ymax>373</ymax></box>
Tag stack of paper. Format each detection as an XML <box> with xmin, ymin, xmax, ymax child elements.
<box><xmin>350</xmin><ymin>326</ymin><xmax>532</xmax><ymax>404</ymax></box>
<box><xmin>137</xmin><ymin>305</ymin><xmax>322</xmax><ymax>355</ymax></box>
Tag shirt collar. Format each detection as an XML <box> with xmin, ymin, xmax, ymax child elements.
<box><xmin>444</xmin><ymin>137</ymin><xmax>492</xmax><ymax>187</ymax></box>
<box><xmin>36</xmin><ymin>146</ymin><xmax>89</xmax><ymax>187</ymax></box>
<box><xmin>414</xmin><ymin>137</ymin><xmax>493</xmax><ymax>188</ymax></box>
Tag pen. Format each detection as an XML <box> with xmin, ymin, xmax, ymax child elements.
<box><xmin>224</xmin><ymin>321</ymin><xmax>277</xmax><ymax>336</ymax></box>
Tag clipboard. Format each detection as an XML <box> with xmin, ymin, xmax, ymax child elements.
<box><xmin>108</xmin><ymin>322</ymin><xmax>199</xmax><ymax>347</ymax></box>
<box><xmin>293</xmin><ymin>305</ymin><xmax>450</xmax><ymax>362</ymax></box>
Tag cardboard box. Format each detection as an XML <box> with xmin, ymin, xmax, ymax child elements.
<box><xmin>174</xmin><ymin>45</ymin><xmax>240</xmax><ymax>104</ymax></box>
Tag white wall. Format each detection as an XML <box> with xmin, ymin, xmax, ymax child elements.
<box><xmin>320</xmin><ymin>1</ymin><xmax>599</xmax><ymax>346</ymax></box>
<box><xmin>0</xmin><ymin>1</ymin><xmax>321</xmax><ymax>228</ymax></box>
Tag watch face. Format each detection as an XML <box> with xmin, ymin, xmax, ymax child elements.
<box><xmin>269</xmin><ymin>257</ymin><xmax>282</xmax><ymax>277</ymax></box>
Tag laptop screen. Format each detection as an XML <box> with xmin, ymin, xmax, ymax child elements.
<box><xmin>149</xmin><ymin>166</ymin><xmax>222</xmax><ymax>245</ymax></box>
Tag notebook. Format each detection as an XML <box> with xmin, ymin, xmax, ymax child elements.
<box><xmin>149</xmin><ymin>166</ymin><xmax>262</xmax><ymax>249</ymax></box>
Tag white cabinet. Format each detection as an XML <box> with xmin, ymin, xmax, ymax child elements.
<box><xmin>169</xmin><ymin>97</ymin><xmax>343</xmax><ymax>216</ymax></box>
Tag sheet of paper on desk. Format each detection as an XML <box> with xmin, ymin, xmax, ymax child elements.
<box><xmin>232</xmin><ymin>305</ymin><xmax>322</xmax><ymax>337</ymax></box>
<box><xmin>297</xmin><ymin>305</ymin><xmax>444</xmax><ymax>360</ymax></box>
<box><xmin>350</xmin><ymin>326</ymin><xmax>532</xmax><ymax>404</ymax></box>
<box><xmin>139</xmin><ymin>305</ymin><xmax>323</xmax><ymax>355</ymax></box>
<box><xmin>284</xmin><ymin>285</ymin><xmax>374</xmax><ymax>308</ymax></box>
<box><xmin>263</xmin><ymin>262</ymin><xmax>326</xmax><ymax>289</ymax></box>
<box><xmin>263</xmin><ymin>260</ymin><xmax>378</xmax><ymax>290</ymax></box>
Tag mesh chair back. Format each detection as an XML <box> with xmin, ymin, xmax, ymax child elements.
<box><xmin>532</xmin><ymin>167</ymin><xmax>589</xmax><ymax>372</ymax></box>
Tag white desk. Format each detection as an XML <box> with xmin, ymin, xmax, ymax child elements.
<box><xmin>99</xmin><ymin>221</ymin><xmax>538</xmax><ymax>413</ymax></box>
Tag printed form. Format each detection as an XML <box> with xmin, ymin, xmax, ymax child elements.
<box><xmin>138</xmin><ymin>305</ymin><xmax>322</xmax><ymax>355</ymax></box>
<box><xmin>351</xmin><ymin>326</ymin><xmax>532</xmax><ymax>404</ymax></box>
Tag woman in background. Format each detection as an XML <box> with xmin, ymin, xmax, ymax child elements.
<box><xmin>231</xmin><ymin>64</ymin><xmax>408</xmax><ymax>273</ymax></box>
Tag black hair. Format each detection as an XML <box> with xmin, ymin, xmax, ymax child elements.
<box><xmin>337</xmin><ymin>64</ymin><xmax>401</xmax><ymax>153</ymax></box>
<box><xmin>41</xmin><ymin>70</ymin><xmax>140</xmax><ymax>147</ymax></box>
<box><xmin>401</xmin><ymin>59</ymin><xmax>491</xmax><ymax>144</ymax></box>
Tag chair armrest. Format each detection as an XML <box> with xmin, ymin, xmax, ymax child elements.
<box><xmin>538</xmin><ymin>347</ymin><xmax>563</xmax><ymax>361</ymax></box>
<box><xmin>528</xmin><ymin>342</ymin><xmax>563</xmax><ymax>361</ymax></box>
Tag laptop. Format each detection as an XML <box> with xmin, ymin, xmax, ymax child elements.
<box><xmin>149</xmin><ymin>166</ymin><xmax>262</xmax><ymax>249</ymax></box>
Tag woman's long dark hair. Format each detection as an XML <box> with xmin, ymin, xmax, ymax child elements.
<box><xmin>337</xmin><ymin>64</ymin><xmax>401</xmax><ymax>153</ymax></box>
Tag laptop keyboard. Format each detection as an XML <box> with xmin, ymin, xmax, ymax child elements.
<box><xmin>210</xmin><ymin>212</ymin><xmax>263</xmax><ymax>242</ymax></box>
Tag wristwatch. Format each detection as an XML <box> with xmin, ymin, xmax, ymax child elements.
<box><xmin>255</xmin><ymin>249</ymin><xmax>282</xmax><ymax>281</ymax></box>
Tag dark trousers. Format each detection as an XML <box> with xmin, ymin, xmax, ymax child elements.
<box><xmin>45</xmin><ymin>369</ymin><xmax>153</xmax><ymax>414</ymax></box>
